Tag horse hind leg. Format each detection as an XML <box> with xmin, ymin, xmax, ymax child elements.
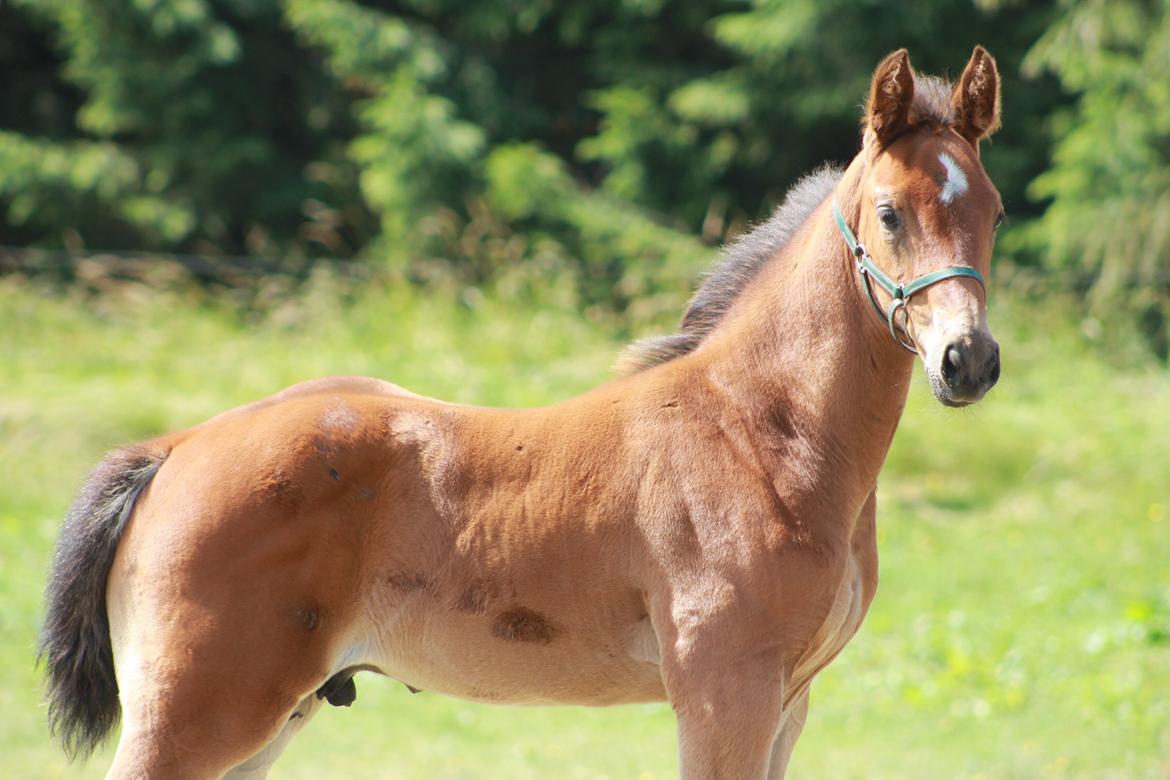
<box><xmin>105</xmin><ymin>633</ymin><xmax>335</xmax><ymax>780</ymax></box>
<box><xmin>105</xmin><ymin>546</ymin><xmax>365</xmax><ymax>777</ymax></box>
<box><xmin>225</xmin><ymin>665</ymin><xmax>370</xmax><ymax>779</ymax></box>
<box><xmin>221</xmin><ymin>693</ymin><xmax>327</xmax><ymax>779</ymax></box>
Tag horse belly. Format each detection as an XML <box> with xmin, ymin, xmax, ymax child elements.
<box><xmin>363</xmin><ymin>596</ymin><xmax>667</xmax><ymax>706</ymax></box>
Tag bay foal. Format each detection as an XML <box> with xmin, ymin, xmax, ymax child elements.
<box><xmin>43</xmin><ymin>47</ymin><xmax>1004</xmax><ymax>778</ymax></box>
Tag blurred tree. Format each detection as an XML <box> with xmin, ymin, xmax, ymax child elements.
<box><xmin>1023</xmin><ymin>0</ymin><xmax>1170</xmax><ymax>359</ymax></box>
<box><xmin>282</xmin><ymin>0</ymin><xmax>1064</xmax><ymax>316</ymax></box>
<box><xmin>0</xmin><ymin>0</ymin><xmax>371</xmax><ymax>256</ymax></box>
<box><xmin>283</xmin><ymin>0</ymin><xmax>718</xmax><ymax>315</ymax></box>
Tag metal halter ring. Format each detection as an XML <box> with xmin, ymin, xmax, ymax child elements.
<box><xmin>885</xmin><ymin>298</ymin><xmax>916</xmax><ymax>353</ymax></box>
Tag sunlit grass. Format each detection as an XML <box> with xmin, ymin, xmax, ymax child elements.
<box><xmin>1</xmin><ymin>276</ymin><xmax>1167</xmax><ymax>778</ymax></box>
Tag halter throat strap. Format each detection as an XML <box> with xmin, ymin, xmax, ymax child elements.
<box><xmin>831</xmin><ymin>198</ymin><xmax>985</xmax><ymax>354</ymax></box>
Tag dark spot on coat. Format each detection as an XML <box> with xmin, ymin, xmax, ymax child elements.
<box><xmin>387</xmin><ymin>571</ymin><xmax>431</xmax><ymax>593</ymax></box>
<box><xmin>470</xmin><ymin>687</ymin><xmax>503</xmax><ymax>702</ymax></box>
<box><xmin>455</xmin><ymin>579</ymin><xmax>495</xmax><ymax>614</ymax></box>
<box><xmin>514</xmin><ymin>443</ymin><xmax>524</xmax><ymax>451</ymax></box>
<box><xmin>329</xmin><ymin>467</ymin><xmax>342</xmax><ymax>481</ymax></box>
<box><xmin>296</xmin><ymin>606</ymin><xmax>320</xmax><ymax>632</ymax></box>
<box><xmin>258</xmin><ymin>469</ymin><xmax>301</xmax><ymax>509</ymax></box>
<box><xmin>491</xmin><ymin>606</ymin><xmax>558</xmax><ymax>644</ymax></box>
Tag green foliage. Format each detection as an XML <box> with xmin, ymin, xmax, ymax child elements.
<box><xmin>0</xmin><ymin>131</ymin><xmax>147</xmax><ymax>237</ymax></box>
<box><xmin>1</xmin><ymin>0</ymin><xmax>366</xmax><ymax>255</ymax></box>
<box><xmin>1022</xmin><ymin>0</ymin><xmax>1170</xmax><ymax>359</ymax></box>
<box><xmin>0</xmin><ymin>3</ymin><xmax>1053</xmax><ymax>257</ymax></box>
<box><xmin>286</xmin><ymin>0</ymin><xmax>482</xmax><ymax>259</ymax></box>
<box><xmin>278</xmin><ymin>0</ymin><xmax>1061</xmax><ymax>322</ymax></box>
<box><xmin>5</xmin><ymin>0</ymin><xmax>1170</xmax><ymax>358</ymax></box>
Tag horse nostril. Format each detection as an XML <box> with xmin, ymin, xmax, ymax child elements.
<box><xmin>942</xmin><ymin>345</ymin><xmax>962</xmax><ymax>384</ymax></box>
<box><xmin>986</xmin><ymin>345</ymin><xmax>1001</xmax><ymax>386</ymax></box>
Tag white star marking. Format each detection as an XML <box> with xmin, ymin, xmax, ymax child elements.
<box><xmin>938</xmin><ymin>152</ymin><xmax>968</xmax><ymax>205</ymax></box>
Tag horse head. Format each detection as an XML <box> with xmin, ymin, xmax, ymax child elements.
<box><xmin>847</xmin><ymin>46</ymin><xmax>1004</xmax><ymax>406</ymax></box>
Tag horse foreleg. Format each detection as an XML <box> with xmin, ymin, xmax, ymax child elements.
<box><xmin>664</xmin><ymin>643</ymin><xmax>786</xmax><ymax>780</ymax></box>
<box><xmin>766</xmin><ymin>690</ymin><xmax>809</xmax><ymax>779</ymax></box>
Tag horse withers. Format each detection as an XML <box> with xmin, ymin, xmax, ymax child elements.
<box><xmin>43</xmin><ymin>47</ymin><xmax>1004</xmax><ymax>779</ymax></box>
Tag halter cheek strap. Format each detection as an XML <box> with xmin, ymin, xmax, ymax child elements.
<box><xmin>832</xmin><ymin>198</ymin><xmax>985</xmax><ymax>354</ymax></box>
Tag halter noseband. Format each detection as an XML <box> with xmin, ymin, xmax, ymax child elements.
<box><xmin>832</xmin><ymin>198</ymin><xmax>985</xmax><ymax>354</ymax></box>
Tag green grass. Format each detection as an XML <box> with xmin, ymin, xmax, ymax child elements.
<box><xmin>1</xmin><ymin>276</ymin><xmax>1167</xmax><ymax>778</ymax></box>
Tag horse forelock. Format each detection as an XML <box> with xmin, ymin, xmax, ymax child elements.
<box><xmin>863</xmin><ymin>75</ymin><xmax>958</xmax><ymax>144</ymax></box>
<box><xmin>617</xmin><ymin>165</ymin><xmax>844</xmax><ymax>375</ymax></box>
<box><xmin>908</xmin><ymin>76</ymin><xmax>958</xmax><ymax>129</ymax></box>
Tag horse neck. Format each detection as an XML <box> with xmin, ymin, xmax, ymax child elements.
<box><xmin>691</xmin><ymin>163</ymin><xmax>916</xmax><ymax>511</ymax></box>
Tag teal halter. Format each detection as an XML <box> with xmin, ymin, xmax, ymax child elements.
<box><xmin>832</xmin><ymin>198</ymin><xmax>985</xmax><ymax>354</ymax></box>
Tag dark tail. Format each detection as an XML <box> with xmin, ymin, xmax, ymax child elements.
<box><xmin>40</xmin><ymin>444</ymin><xmax>167</xmax><ymax>759</ymax></box>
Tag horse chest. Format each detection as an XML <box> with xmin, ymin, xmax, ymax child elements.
<box><xmin>789</xmin><ymin>543</ymin><xmax>875</xmax><ymax>690</ymax></box>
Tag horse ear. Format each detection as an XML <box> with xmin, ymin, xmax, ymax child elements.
<box><xmin>866</xmin><ymin>49</ymin><xmax>915</xmax><ymax>146</ymax></box>
<box><xmin>951</xmin><ymin>45</ymin><xmax>1001</xmax><ymax>144</ymax></box>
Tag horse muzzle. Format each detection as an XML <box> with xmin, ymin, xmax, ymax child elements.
<box><xmin>926</xmin><ymin>331</ymin><xmax>1000</xmax><ymax>407</ymax></box>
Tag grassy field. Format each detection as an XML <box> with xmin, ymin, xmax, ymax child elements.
<box><xmin>1</xmin><ymin>273</ymin><xmax>1167</xmax><ymax>779</ymax></box>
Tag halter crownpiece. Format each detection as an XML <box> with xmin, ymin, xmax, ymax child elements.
<box><xmin>831</xmin><ymin>198</ymin><xmax>986</xmax><ymax>354</ymax></box>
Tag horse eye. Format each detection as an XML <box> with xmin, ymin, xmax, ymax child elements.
<box><xmin>995</xmin><ymin>210</ymin><xmax>1005</xmax><ymax>230</ymax></box>
<box><xmin>877</xmin><ymin>206</ymin><xmax>900</xmax><ymax>230</ymax></box>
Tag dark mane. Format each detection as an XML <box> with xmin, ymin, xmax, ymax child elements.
<box><xmin>617</xmin><ymin>165</ymin><xmax>844</xmax><ymax>374</ymax></box>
